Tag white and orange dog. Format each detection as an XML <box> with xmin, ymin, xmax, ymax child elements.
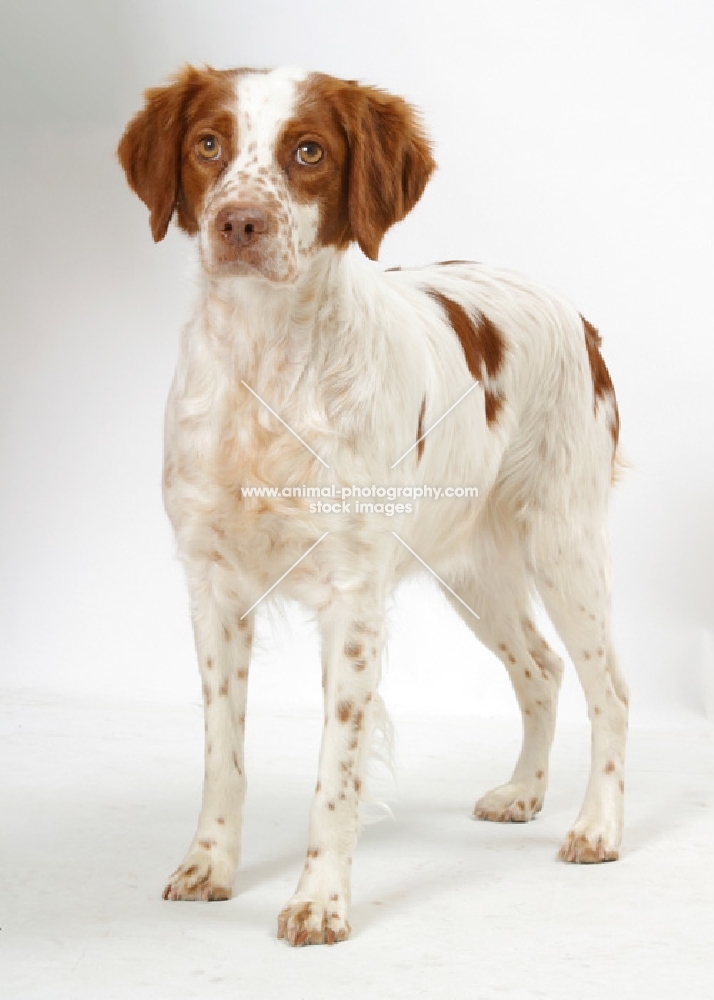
<box><xmin>118</xmin><ymin>66</ymin><xmax>628</xmax><ymax>946</ymax></box>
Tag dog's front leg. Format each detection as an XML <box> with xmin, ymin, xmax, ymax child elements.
<box><xmin>277</xmin><ymin>609</ymin><xmax>384</xmax><ymax>946</ymax></box>
<box><xmin>163</xmin><ymin>575</ymin><xmax>253</xmax><ymax>902</ymax></box>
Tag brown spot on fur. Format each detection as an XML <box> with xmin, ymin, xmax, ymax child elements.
<box><xmin>354</xmin><ymin>622</ymin><xmax>378</xmax><ymax>637</ymax></box>
<box><xmin>581</xmin><ymin>315</ymin><xmax>620</xmax><ymax>453</ymax></box>
<box><xmin>594</xmin><ymin>706</ymin><xmax>601</xmax><ymax>715</ymax></box>
<box><xmin>353</xmin><ymin>659</ymin><xmax>367</xmax><ymax>672</ymax></box>
<box><xmin>498</xmin><ymin>642</ymin><xmax>508</xmax><ymax>652</ymax></box>
<box><xmin>525</xmin><ymin>669</ymin><xmax>532</xmax><ymax>679</ymax></box>
<box><xmin>354</xmin><ymin>778</ymin><xmax>362</xmax><ymax>793</ymax></box>
<box><xmin>206</xmin><ymin>657</ymin><xmax>213</xmax><ymax>669</ymax></box>
<box><xmin>619</xmin><ymin>780</ymin><xmax>625</xmax><ymax>793</ymax></box>
<box><xmin>426</xmin><ymin>290</ymin><xmax>505</xmax><ymax>424</ymax></box>
<box><xmin>198</xmin><ymin>838</ymin><xmax>215</xmax><ymax>850</ymax></box>
<box><xmin>216</xmin><ymin>817</ymin><xmax>225</xmax><ymax>825</ymax></box>
<box><xmin>344</xmin><ymin>640</ymin><xmax>363</xmax><ymax>659</ymax></box>
<box><xmin>307</xmin><ymin>848</ymin><xmax>321</xmax><ymax>858</ymax></box>
<box><xmin>330</xmin><ymin>893</ymin><xmax>339</xmax><ymax>901</ymax></box>
<box><xmin>232</xmin><ymin>751</ymin><xmax>242</xmax><ymax>773</ymax></box>
<box><xmin>353</xmin><ymin>710</ymin><xmax>363</xmax><ymax>732</ymax></box>
<box><xmin>536</xmin><ymin>770</ymin><xmax>544</xmax><ymax>780</ymax></box>
<box><xmin>282</xmin><ymin>73</ymin><xmax>436</xmax><ymax>260</ymax></box>
<box><xmin>337</xmin><ymin>700</ymin><xmax>353</xmax><ymax>723</ymax></box>
<box><xmin>203</xmin><ymin>683</ymin><xmax>212</xmax><ymax>706</ymax></box>
<box><xmin>605</xmin><ymin>761</ymin><xmax>616</xmax><ymax>774</ymax></box>
<box><xmin>484</xmin><ymin>389</ymin><xmax>503</xmax><ymax>425</ymax></box>
<box><xmin>529</xmin><ymin>797</ymin><xmax>538</xmax><ymax>810</ymax></box>
<box><xmin>416</xmin><ymin>396</ymin><xmax>426</xmax><ymax>462</ymax></box>
<box><xmin>219</xmin><ymin>679</ymin><xmax>229</xmax><ymax>696</ymax></box>
<box><xmin>236</xmin><ymin>668</ymin><xmax>248</xmax><ymax>680</ymax></box>
<box><xmin>508</xmin><ymin>653</ymin><xmax>516</xmax><ymax>664</ymax></box>
<box><xmin>516</xmin><ymin>800</ymin><xmax>526</xmax><ymax>811</ymax></box>
<box><xmin>327</xmin><ymin>801</ymin><xmax>336</xmax><ymax>811</ymax></box>
<box><xmin>223</xmin><ymin>625</ymin><xmax>231</xmax><ymax>643</ymax></box>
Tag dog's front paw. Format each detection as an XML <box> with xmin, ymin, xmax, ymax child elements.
<box><xmin>277</xmin><ymin>895</ymin><xmax>351</xmax><ymax>947</ymax></box>
<box><xmin>473</xmin><ymin>782</ymin><xmax>543</xmax><ymax>823</ymax></box>
<box><xmin>558</xmin><ymin>825</ymin><xmax>620</xmax><ymax>864</ymax></box>
<box><xmin>162</xmin><ymin>849</ymin><xmax>234</xmax><ymax>901</ymax></box>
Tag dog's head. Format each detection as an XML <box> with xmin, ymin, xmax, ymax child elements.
<box><xmin>117</xmin><ymin>66</ymin><xmax>435</xmax><ymax>282</ymax></box>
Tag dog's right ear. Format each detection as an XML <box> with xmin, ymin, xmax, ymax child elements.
<box><xmin>117</xmin><ymin>68</ymin><xmax>197</xmax><ymax>242</ymax></box>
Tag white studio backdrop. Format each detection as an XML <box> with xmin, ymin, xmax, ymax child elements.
<box><xmin>0</xmin><ymin>0</ymin><xmax>712</xmax><ymax>725</ymax></box>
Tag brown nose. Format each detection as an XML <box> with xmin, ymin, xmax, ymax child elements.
<box><xmin>215</xmin><ymin>205</ymin><xmax>268</xmax><ymax>246</ymax></box>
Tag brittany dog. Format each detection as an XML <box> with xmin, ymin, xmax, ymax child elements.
<box><xmin>118</xmin><ymin>65</ymin><xmax>628</xmax><ymax>946</ymax></box>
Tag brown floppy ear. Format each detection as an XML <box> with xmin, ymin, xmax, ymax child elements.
<box><xmin>342</xmin><ymin>84</ymin><xmax>436</xmax><ymax>260</ymax></box>
<box><xmin>117</xmin><ymin>67</ymin><xmax>196</xmax><ymax>242</ymax></box>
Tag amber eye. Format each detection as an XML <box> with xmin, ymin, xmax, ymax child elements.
<box><xmin>295</xmin><ymin>142</ymin><xmax>324</xmax><ymax>166</ymax></box>
<box><xmin>196</xmin><ymin>135</ymin><xmax>221</xmax><ymax>161</ymax></box>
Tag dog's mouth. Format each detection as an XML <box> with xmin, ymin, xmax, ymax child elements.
<box><xmin>202</xmin><ymin>248</ymin><xmax>296</xmax><ymax>285</ymax></box>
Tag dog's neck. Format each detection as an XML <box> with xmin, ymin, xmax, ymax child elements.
<box><xmin>194</xmin><ymin>245</ymin><xmax>388</xmax><ymax>389</ymax></box>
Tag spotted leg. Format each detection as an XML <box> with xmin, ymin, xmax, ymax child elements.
<box><xmin>442</xmin><ymin>569</ymin><xmax>563</xmax><ymax>824</ymax></box>
<box><xmin>163</xmin><ymin>585</ymin><xmax>253</xmax><ymax>901</ymax></box>
<box><xmin>534</xmin><ymin>528</ymin><xmax>629</xmax><ymax>863</ymax></box>
<box><xmin>277</xmin><ymin>608</ymin><xmax>384</xmax><ymax>946</ymax></box>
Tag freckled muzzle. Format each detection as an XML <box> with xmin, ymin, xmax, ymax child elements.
<box><xmin>206</xmin><ymin>195</ymin><xmax>296</xmax><ymax>282</ymax></box>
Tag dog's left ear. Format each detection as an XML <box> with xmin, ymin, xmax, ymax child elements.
<box><xmin>340</xmin><ymin>83</ymin><xmax>436</xmax><ymax>261</ymax></box>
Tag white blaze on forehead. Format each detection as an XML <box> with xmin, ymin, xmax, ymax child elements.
<box><xmin>202</xmin><ymin>66</ymin><xmax>321</xmax><ymax>276</ymax></box>
<box><xmin>234</xmin><ymin>67</ymin><xmax>308</xmax><ymax>163</ymax></box>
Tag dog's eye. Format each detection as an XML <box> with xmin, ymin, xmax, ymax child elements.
<box><xmin>295</xmin><ymin>142</ymin><xmax>324</xmax><ymax>166</ymax></box>
<box><xmin>196</xmin><ymin>136</ymin><xmax>221</xmax><ymax>161</ymax></box>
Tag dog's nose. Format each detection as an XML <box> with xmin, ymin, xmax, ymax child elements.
<box><xmin>215</xmin><ymin>205</ymin><xmax>268</xmax><ymax>246</ymax></box>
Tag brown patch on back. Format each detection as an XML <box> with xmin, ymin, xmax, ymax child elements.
<box><xmin>280</xmin><ymin>73</ymin><xmax>436</xmax><ymax>260</ymax></box>
<box><xmin>416</xmin><ymin>396</ymin><xmax>426</xmax><ymax>462</ymax></box>
<box><xmin>426</xmin><ymin>290</ymin><xmax>505</xmax><ymax>425</ymax></box>
<box><xmin>117</xmin><ymin>65</ymin><xmax>239</xmax><ymax>241</ymax></box>
<box><xmin>581</xmin><ymin>315</ymin><xmax>620</xmax><ymax>453</ymax></box>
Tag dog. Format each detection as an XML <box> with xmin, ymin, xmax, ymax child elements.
<box><xmin>118</xmin><ymin>65</ymin><xmax>628</xmax><ymax>946</ymax></box>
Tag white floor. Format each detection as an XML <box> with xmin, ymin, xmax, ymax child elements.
<box><xmin>2</xmin><ymin>694</ymin><xmax>713</xmax><ymax>1000</ymax></box>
